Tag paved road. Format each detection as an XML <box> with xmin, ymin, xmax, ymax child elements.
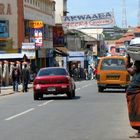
<box><xmin>0</xmin><ymin>80</ymin><xmax>135</xmax><ymax>140</ymax></box>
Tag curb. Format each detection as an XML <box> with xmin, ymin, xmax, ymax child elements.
<box><xmin>0</xmin><ymin>86</ymin><xmax>33</xmax><ymax>97</ymax></box>
<box><xmin>0</xmin><ymin>92</ymin><xmax>14</xmax><ymax>97</ymax></box>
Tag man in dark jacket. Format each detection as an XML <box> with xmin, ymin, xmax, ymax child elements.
<box><xmin>12</xmin><ymin>63</ymin><xmax>20</xmax><ymax>92</ymax></box>
<box><xmin>21</xmin><ymin>64</ymin><xmax>30</xmax><ymax>92</ymax></box>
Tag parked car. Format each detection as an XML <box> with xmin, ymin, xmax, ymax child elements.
<box><xmin>96</xmin><ymin>56</ymin><xmax>130</xmax><ymax>92</ymax></box>
<box><xmin>33</xmin><ymin>67</ymin><xmax>76</xmax><ymax>100</ymax></box>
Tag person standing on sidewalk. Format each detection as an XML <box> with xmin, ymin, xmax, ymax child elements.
<box><xmin>21</xmin><ymin>63</ymin><xmax>30</xmax><ymax>92</ymax></box>
<box><xmin>11</xmin><ymin>62</ymin><xmax>20</xmax><ymax>92</ymax></box>
<box><xmin>126</xmin><ymin>54</ymin><xmax>140</xmax><ymax>138</ymax></box>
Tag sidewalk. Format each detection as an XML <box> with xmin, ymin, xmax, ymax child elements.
<box><xmin>0</xmin><ymin>83</ymin><xmax>33</xmax><ymax>97</ymax></box>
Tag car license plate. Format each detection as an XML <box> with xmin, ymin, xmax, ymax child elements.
<box><xmin>47</xmin><ymin>87</ymin><xmax>56</xmax><ymax>91</ymax></box>
<box><xmin>107</xmin><ymin>76</ymin><xmax>119</xmax><ymax>80</ymax></box>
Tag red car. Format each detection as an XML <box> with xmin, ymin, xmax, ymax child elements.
<box><xmin>33</xmin><ymin>67</ymin><xmax>76</xmax><ymax>100</ymax></box>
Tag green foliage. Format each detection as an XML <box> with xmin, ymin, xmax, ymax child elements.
<box><xmin>103</xmin><ymin>26</ymin><xmax>127</xmax><ymax>40</ymax></box>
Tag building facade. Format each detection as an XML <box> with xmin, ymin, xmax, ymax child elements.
<box><xmin>53</xmin><ymin>0</ymin><xmax>68</xmax><ymax>68</ymax></box>
<box><xmin>0</xmin><ymin>0</ymin><xmax>55</xmax><ymax>68</ymax></box>
<box><xmin>55</xmin><ymin>0</ymin><xmax>68</xmax><ymax>24</ymax></box>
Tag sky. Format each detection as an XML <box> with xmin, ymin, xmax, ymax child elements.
<box><xmin>67</xmin><ymin>0</ymin><xmax>139</xmax><ymax>28</ymax></box>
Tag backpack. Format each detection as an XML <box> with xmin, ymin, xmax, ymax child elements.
<box><xmin>14</xmin><ymin>69</ymin><xmax>18</xmax><ymax>76</ymax></box>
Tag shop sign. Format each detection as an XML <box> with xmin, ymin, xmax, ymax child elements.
<box><xmin>29</xmin><ymin>21</ymin><xmax>43</xmax><ymax>28</ymax></box>
<box><xmin>62</xmin><ymin>11</ymin><xmax>115</xmax><ymax>30</ymax></box>
<box><xmin>0</xmin><ymin>3</ymin><xmax>12</xmax><ymax>15</ymax></box>
<box><xmin>22</xmin><ymin>43</ymin><xmax>35</xmax><ymax>59</ymax></box>
<box><xmin>68</xmin><ymin>51</ymin><xmax>85</xmax><ymax>61</ymax></box>
<box><xmin>30</xmin><ymin>28</ymin><xmax>43</xmax><ymax>47</ymax></box>
<box><xmin>29</xmin><ymin>21</ymin><xmax>44</xmax><ymax>48</ymax></box>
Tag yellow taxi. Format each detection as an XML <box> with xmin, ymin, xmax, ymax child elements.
<box><xmin>96</xmin><ymin>56</ymin><xmax>130</xmax><ymax>92</ymax></box>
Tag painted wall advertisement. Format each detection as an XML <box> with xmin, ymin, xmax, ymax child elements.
<box><xmin>29</xmin><ymin>21</ymin><xmax>44</xmax><ymax>47</ymax></box>
<box><xmin>62</xmin><ymin>11</ymin><xmax>115</xmax><ymax>30</ymax></box>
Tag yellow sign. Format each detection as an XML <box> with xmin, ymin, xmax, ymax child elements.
<box><xmin>29</xmin><ymin>21</ymin><xmax>44</xmax><ymax>28</ymax></box>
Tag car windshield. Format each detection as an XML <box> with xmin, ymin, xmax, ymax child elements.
<box><xmin>101</xmin><ymin>58</ymin><xmax>126</xmax><ymax>70</ymax></box>
<box><xmin>37</xmin><ymin>68</ymin><xmax>68</xmax><ymax>76</ymax></box>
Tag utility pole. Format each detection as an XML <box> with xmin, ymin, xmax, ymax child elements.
<box><xmin>122</xmin><ymin>0</ymin><xmax>127</xmax><ymax>28</ymax></box>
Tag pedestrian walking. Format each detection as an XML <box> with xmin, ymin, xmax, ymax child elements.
<box><xmin>11</xmin><ymin>62</ymin><xmax>20</xmax><ymax>92</ymax></box>
<box><xmin>93</xmin><ymin>67</ymin><xmax>97</xmax><ymax>79</ymax></box>
<box><xmin>83</xmin><ymin>68</ymin><xmax>88</xmax><ymax>80</ymax></box>
<box><xmin>126</xmin><ymin>55</ymin><xmax>140</xmax><ymax>138</ymax></box>
<box><xmin>21</xmin><ymin>63</ymin><xmax>30</xmax><ymax>92</ymax></box>
<box><xmin>78</xmin><ymin>64</ymin><xmax>84</xmax><ymax>80</ymax></box>
<box><xmin>88</xmin><ymin>65</ymin><xmax>94</xmax><ymax>80</ymax></box>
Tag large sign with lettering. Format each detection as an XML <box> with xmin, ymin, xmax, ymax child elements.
<box><xmin>29</xmin><ymin>21</ymin><xmax>43</xmax><ymax>28</ymax></box>
<box><xmin>29</xmin><ymin>21</ymin><xmax>44</xmax><ymax>48</ymax></box>
<box><xmin>62</xmin><ymin>12</ymin><xmax>115</xmax><ymax>30</ymax></box>
<box><xmin>0</xmin><ymin>3</ymin><xmax>12</xmax><ymax>15</ymax></box>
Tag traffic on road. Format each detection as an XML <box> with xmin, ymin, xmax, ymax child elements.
<box><xmin>0</xmin><ymin>80</ymin><xmax>134</xmax><ymax>140</ymax></box>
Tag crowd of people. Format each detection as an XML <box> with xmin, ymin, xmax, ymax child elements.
<box><xmin>70</xmin><ymin>64</ymin><xmax>97</xmax><ymax>81</ymax></box>
<box><xmin>0</xmin><ymin>61</ymin><xmax>32</xmax><ymax>93</ymax></box>
<box><xmin>11</xmin><ymin>62</ymin><xmax>30</xmax><ymax>92</ymax></box>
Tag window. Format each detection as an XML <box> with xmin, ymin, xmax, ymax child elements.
<box><xmin>0</xmin><ymin>20</ymin><xmax>9</xmax><ymax>38</ymax></box>
<box><xmin>38</xmin><ymin>68</ymin><xmax>68</xmax><ymax>76</ymax></box>
<box><xmin>24</xmin><ymin>20</ymin><xmax>30</xmax><ymax>37</ymax></box>
<box><xmin>101</xmin><ymin>58</ymin><xmax>126</xmax><ymax>70</ymax></box>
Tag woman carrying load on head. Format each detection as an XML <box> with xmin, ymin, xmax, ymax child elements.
<box><xmin>126</xmin><ymin>54</ymin><xmax>140</xmax><ymax>138</ymax></box>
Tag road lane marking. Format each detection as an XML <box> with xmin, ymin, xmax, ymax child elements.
<box><xmin>82</xmin><ymin>84</ymin><xmax>92</xmax><ymax>88</ymax></box>
<box><xmin>38</xmin><ymin>100</ymin><xmax>53</xmax><ymax>107</ymax></box>
<box><xmin>4</xmin><ymin>83</ymin><xmax>92</xmax><ymax>121</ymax></box>
<box><xmin>76</xmin><ymin>84</ymin><xmax>91</xmax><ymax>91</ymax></box>
<box><xmin>5</xmin><ymin>108</ymin><xmax>35</xmax><ymax>121</ymax></box>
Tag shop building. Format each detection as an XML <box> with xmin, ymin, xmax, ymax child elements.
<box><xmin>0</xmin><ymin>0</ymin><xmax>55</xmax><ymax>69</ymax></box>
<box><xmin>53</xmin><ymin>0</ymin><xmax>69</xmax><ymax>68</ymax></box>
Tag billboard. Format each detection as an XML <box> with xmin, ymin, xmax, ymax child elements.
<box><xmin>62</xmin><ymin>11</ymin><xmax>115</xmax><ymax>30</ymax></box>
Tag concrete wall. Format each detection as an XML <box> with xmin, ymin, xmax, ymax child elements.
<box><xmin>0</xmin><ymin>0</ymin><xmax>55</xmax><ymax>51</ymax></box>
<box><xmin>24</xmin><ymin>0</ymin><xmax>55</xmax><ymax>25</ymax></box>
<box><xmin>54</xmin><ymin>0</ymin><xmax>68</xmax><ymax>24</ymax></box>
<box><xmin>54</xmin><ymin>0</ymin><xmax>63</xmax><ymax>24</ymax></box>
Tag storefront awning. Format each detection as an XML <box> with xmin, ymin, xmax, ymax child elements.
<box><xmin>0</xmin><ymin>53</ymin><xmax>24</xmax><ymax>60</ymax></box>
<box><xmin>55</xmin><ymin>47</ymin><xmax>69</xmax><ymax>56</ymax></box>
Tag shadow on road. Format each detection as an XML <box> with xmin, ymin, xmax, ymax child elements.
<box><xmin>98</xmin><ymin>89</ymin><xmax>126</xmax><ymax>94</ymax></box>
<box><xmin>40</xmin><ymin>95</ymin><xmax>81</xmax><ymax>100</ymax></box>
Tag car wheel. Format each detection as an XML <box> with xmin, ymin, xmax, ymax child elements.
<box><xmin>72</xmin><ymin>89</ymin><xmax>75</xmax><ymax>97</ymax></box>
<box><xmin>124</xmin><ymin>87</ymin><xmax>127</xmax><ymax>92</ymax></box>
<box><xmin>67</xmin><ymin>91</ymin><xmax>73</xmax><ymax>99</ymax></box>
<box><xmin>98</xmin><ymin>86</ymin><xmax>104</xmax><ymax>92</ymax></box>
<box><xmin>39</xmin><ymin>94</ymin><xmax>43</xmax><ymax>99</ymax></box>
<box><xmin>34</xmin><ymin>93</ymin><xmax>39</xmax><ymax>100</ymax></box>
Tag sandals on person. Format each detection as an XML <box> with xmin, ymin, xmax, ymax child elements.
<box><xmin>129</xmin><ymin>133</ymin><xmax>140</xmax><ymax>138</ymax></box>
